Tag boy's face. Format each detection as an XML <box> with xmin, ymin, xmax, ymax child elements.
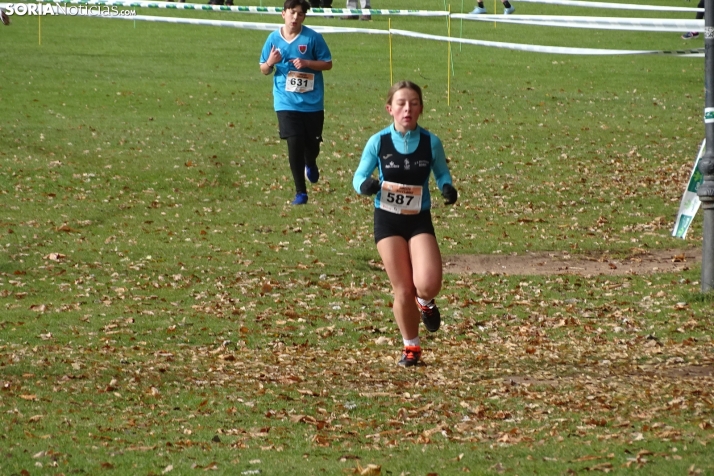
<box><xmin>282</xmin><ymin>6</ymin><xmax>306</xmax><ymax>29</ymax></box>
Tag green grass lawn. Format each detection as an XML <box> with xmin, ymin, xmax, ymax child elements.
<box><xmin>1</xmin><ymin>0</ymin><xmax>713</xmax><ymax>474</ymax></box>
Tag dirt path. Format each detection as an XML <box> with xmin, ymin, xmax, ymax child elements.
<box><xmin>444</xmin><ymin>247</ymin><xmax>701</xmax><ymax>276</ymax></box>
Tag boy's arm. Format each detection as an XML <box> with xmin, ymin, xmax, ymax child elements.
<box><xmin>290</xmin><ymin>59</ymin><xmax>332</xmax><ymax>71</ymax></box>
<box><xmin>260</xmin><ymin>45</ymin><xmax>283</xmax><ymax>75</ymax></box>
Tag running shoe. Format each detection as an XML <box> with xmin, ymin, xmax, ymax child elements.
<box><xmin>291</xmin><ymin>192</ymin><xmax>308</xmax><ymax>205</ymax></box>
<box><xmin>1</xmin><ymin>8</ymin><xmax>10</xmax><ymax>26</ymax></box>
<box><xmin>504</xmin><ymin>6</ymin><xmax>515</xmax><ymax>14</ymax></box>
<box><xmin>416</xmin><ymin>298</ymin><xmax>441</xmax><ymax>332</ymax></box>
<box><xmin>469</xmin><ymin>6</ymin><xmax>487</xmax><ymax>14</ymax></box>
<box><xmin>305</xmin><ymin>165</ymin><xmax>320</xmax><ymax>184</ymax></box>
<box><xmin>682</xmin><ymin>32</ymin><xmax>699</xmax><ymax>40</ymax></box>
<box><xmin>398</xmin><ymin>345</ymin><xmax>422</xmax><ymax>367</ymax></box>
<box><xmin>360</xmin><ymin>15</ymin><xmax>371</xmax><ymax>20</ymax></box>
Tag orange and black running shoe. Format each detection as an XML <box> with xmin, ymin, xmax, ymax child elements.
<box><xmin>416</xmin><ymin>298</ymin><xmax>441</xmax><ymax>332</ymax></box>
<box><xmin>398</xmin><ymin>345</ymin><xmax>422</xmax><ymax>367</ymax></box>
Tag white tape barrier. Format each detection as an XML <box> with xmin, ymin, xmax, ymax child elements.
<box><xmin>58</xmin><ymin>11</ymin><xmax>388</xmax><ymax>34</ymax></box>
<box><xmin>510</xmin><ymin>0</ymin><xmax>702</xmax><ymax>13</ymax></box>
<box><xmin>35</xmin><ymin>0</ymin><xmax>704</xmax><ymax>15</ymax></box>
<box><xmin>34</xmin><ymin>0</ymin><xmax>449</xmax><ymax>16</ymax></box>
<box><xmin>390</xmin><ymin>28</ymin><xmax>702</xmax><ymax>56</ymax></box>
<box><xmin>673</xmin><ymin>139</ymin><xmax>705</xmax><ymax>239</ymax></box>
<box><xmin>453</xmin><ymin>14</ymin><xmax>702</xmax><ymax>33</ymax></box>
<box><xmin>58</xmin><ymin>11</ymin><xmax>700</xmax><ymax>56</ymax></box>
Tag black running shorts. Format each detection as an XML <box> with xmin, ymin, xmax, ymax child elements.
<box><xmin>373</xmin><ymin>208</ymin><xmax>436</xmax><ymax>244</ymax></box>
<box><xmin>276</xmin><ymin>110</ymin><xmax>324</xmax><ymax>141</ymax></box>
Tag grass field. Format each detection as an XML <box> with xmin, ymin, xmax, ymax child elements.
<box><xmin>1</xmin><ymin>0</ymin><xmax>713</xmax><ymax>474</ymax></box>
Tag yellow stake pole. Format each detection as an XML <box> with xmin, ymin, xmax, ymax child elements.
<box><xmin>494</xmin><ymin>0</ymin><xmax>497</xmax><ymax>27</ymax></box>
<box><xmin>447</xmin><ymin>5</ymin><xmax>451</xmax><ymax>106</ymax></box>
<box><xmin>389</xmin><ymin>18</ymin><xmax>393</xmax><ymax>86</ymax></box>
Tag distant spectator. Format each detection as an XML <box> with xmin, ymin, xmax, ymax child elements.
<box><xmin>345</xmin><ymin>0</ymin><xmax>370</xmax><ymax>20</ymax></box>
<box><xmin>682</xmin><ymin>0</ymin><xmax>704</xmax><ymax>39</ymax></box>
<box><xmin>470</xmin><ymin>0</ymin><xmax>514</xmax><ymax>14</ymax></box>
<box><xmin>315</xmin><ymin>0</ymin><xmax>332</xmax><ymax>18</ymax></box>
<box><xmin>1</xmin><ymin>7</ymin><xmax>10</xmax><ymax>25</ymax></box>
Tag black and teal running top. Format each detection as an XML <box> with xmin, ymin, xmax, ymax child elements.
<box><xmin>353</xmin><ymin>124</ymin><xmax>453</xmax><ymax>212</ymax></box>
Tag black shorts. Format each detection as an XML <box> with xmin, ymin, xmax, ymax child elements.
<box><xmin>276</xmin><ymin>110</ymin><xmax>324</xmax><ymax>141</ymax></box>
<box><xmin>373</xmin><ymin>208</ymin><xmax>436</xmax><ymax>244</ymax></box>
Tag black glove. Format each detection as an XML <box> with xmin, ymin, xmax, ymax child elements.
<box><xmin>360</xmin><ymin>177</ymin><xmax>381</xmax><ymax>196</ymax></box>
<box><xmin>442</xmin><ymin>183</ymin><xmax>458</xmax><ymax>205</ymax></box>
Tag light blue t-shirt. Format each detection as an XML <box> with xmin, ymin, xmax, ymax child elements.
<box><xmin>260</xmin><ymin>26</ymin><xmax>332</xmax><ymax>113</ymax></box>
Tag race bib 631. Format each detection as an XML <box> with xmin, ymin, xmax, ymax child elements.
<box><xmin>285</xmin><ymin>71</ymin><xmax>315</xmax><ymax>93</ymax></box>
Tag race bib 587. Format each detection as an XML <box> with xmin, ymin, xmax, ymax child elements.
<box><xmin>379</xmin><ymin>181</ymin><xmax>422</xmax><ymax>215</ymax></box>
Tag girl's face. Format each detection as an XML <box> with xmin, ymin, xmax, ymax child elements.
<box><xmin>282</xmin><ymin>6</ymin><xmax>306</xmax><ymax>31</ymax></box>
<box><xmin>386</xmin><ymin>88</ymin><xmax>422</xmax><ymax>133</ymax></box>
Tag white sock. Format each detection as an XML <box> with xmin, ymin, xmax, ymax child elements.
<box><xmin>416</xmin><ymin>296</ymin><xmax>434</xmax><ymax>308</ymax></box>
<box><xmin>403</xmin><ymin>336</ymin><xmax>420</xmax><ymax>347</ymax></box>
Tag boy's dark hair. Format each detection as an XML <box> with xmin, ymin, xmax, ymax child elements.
<box><xmin>284</xmin><ymin>0</ymin><xmax>311</xmax><ymax>12</ymax></box>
